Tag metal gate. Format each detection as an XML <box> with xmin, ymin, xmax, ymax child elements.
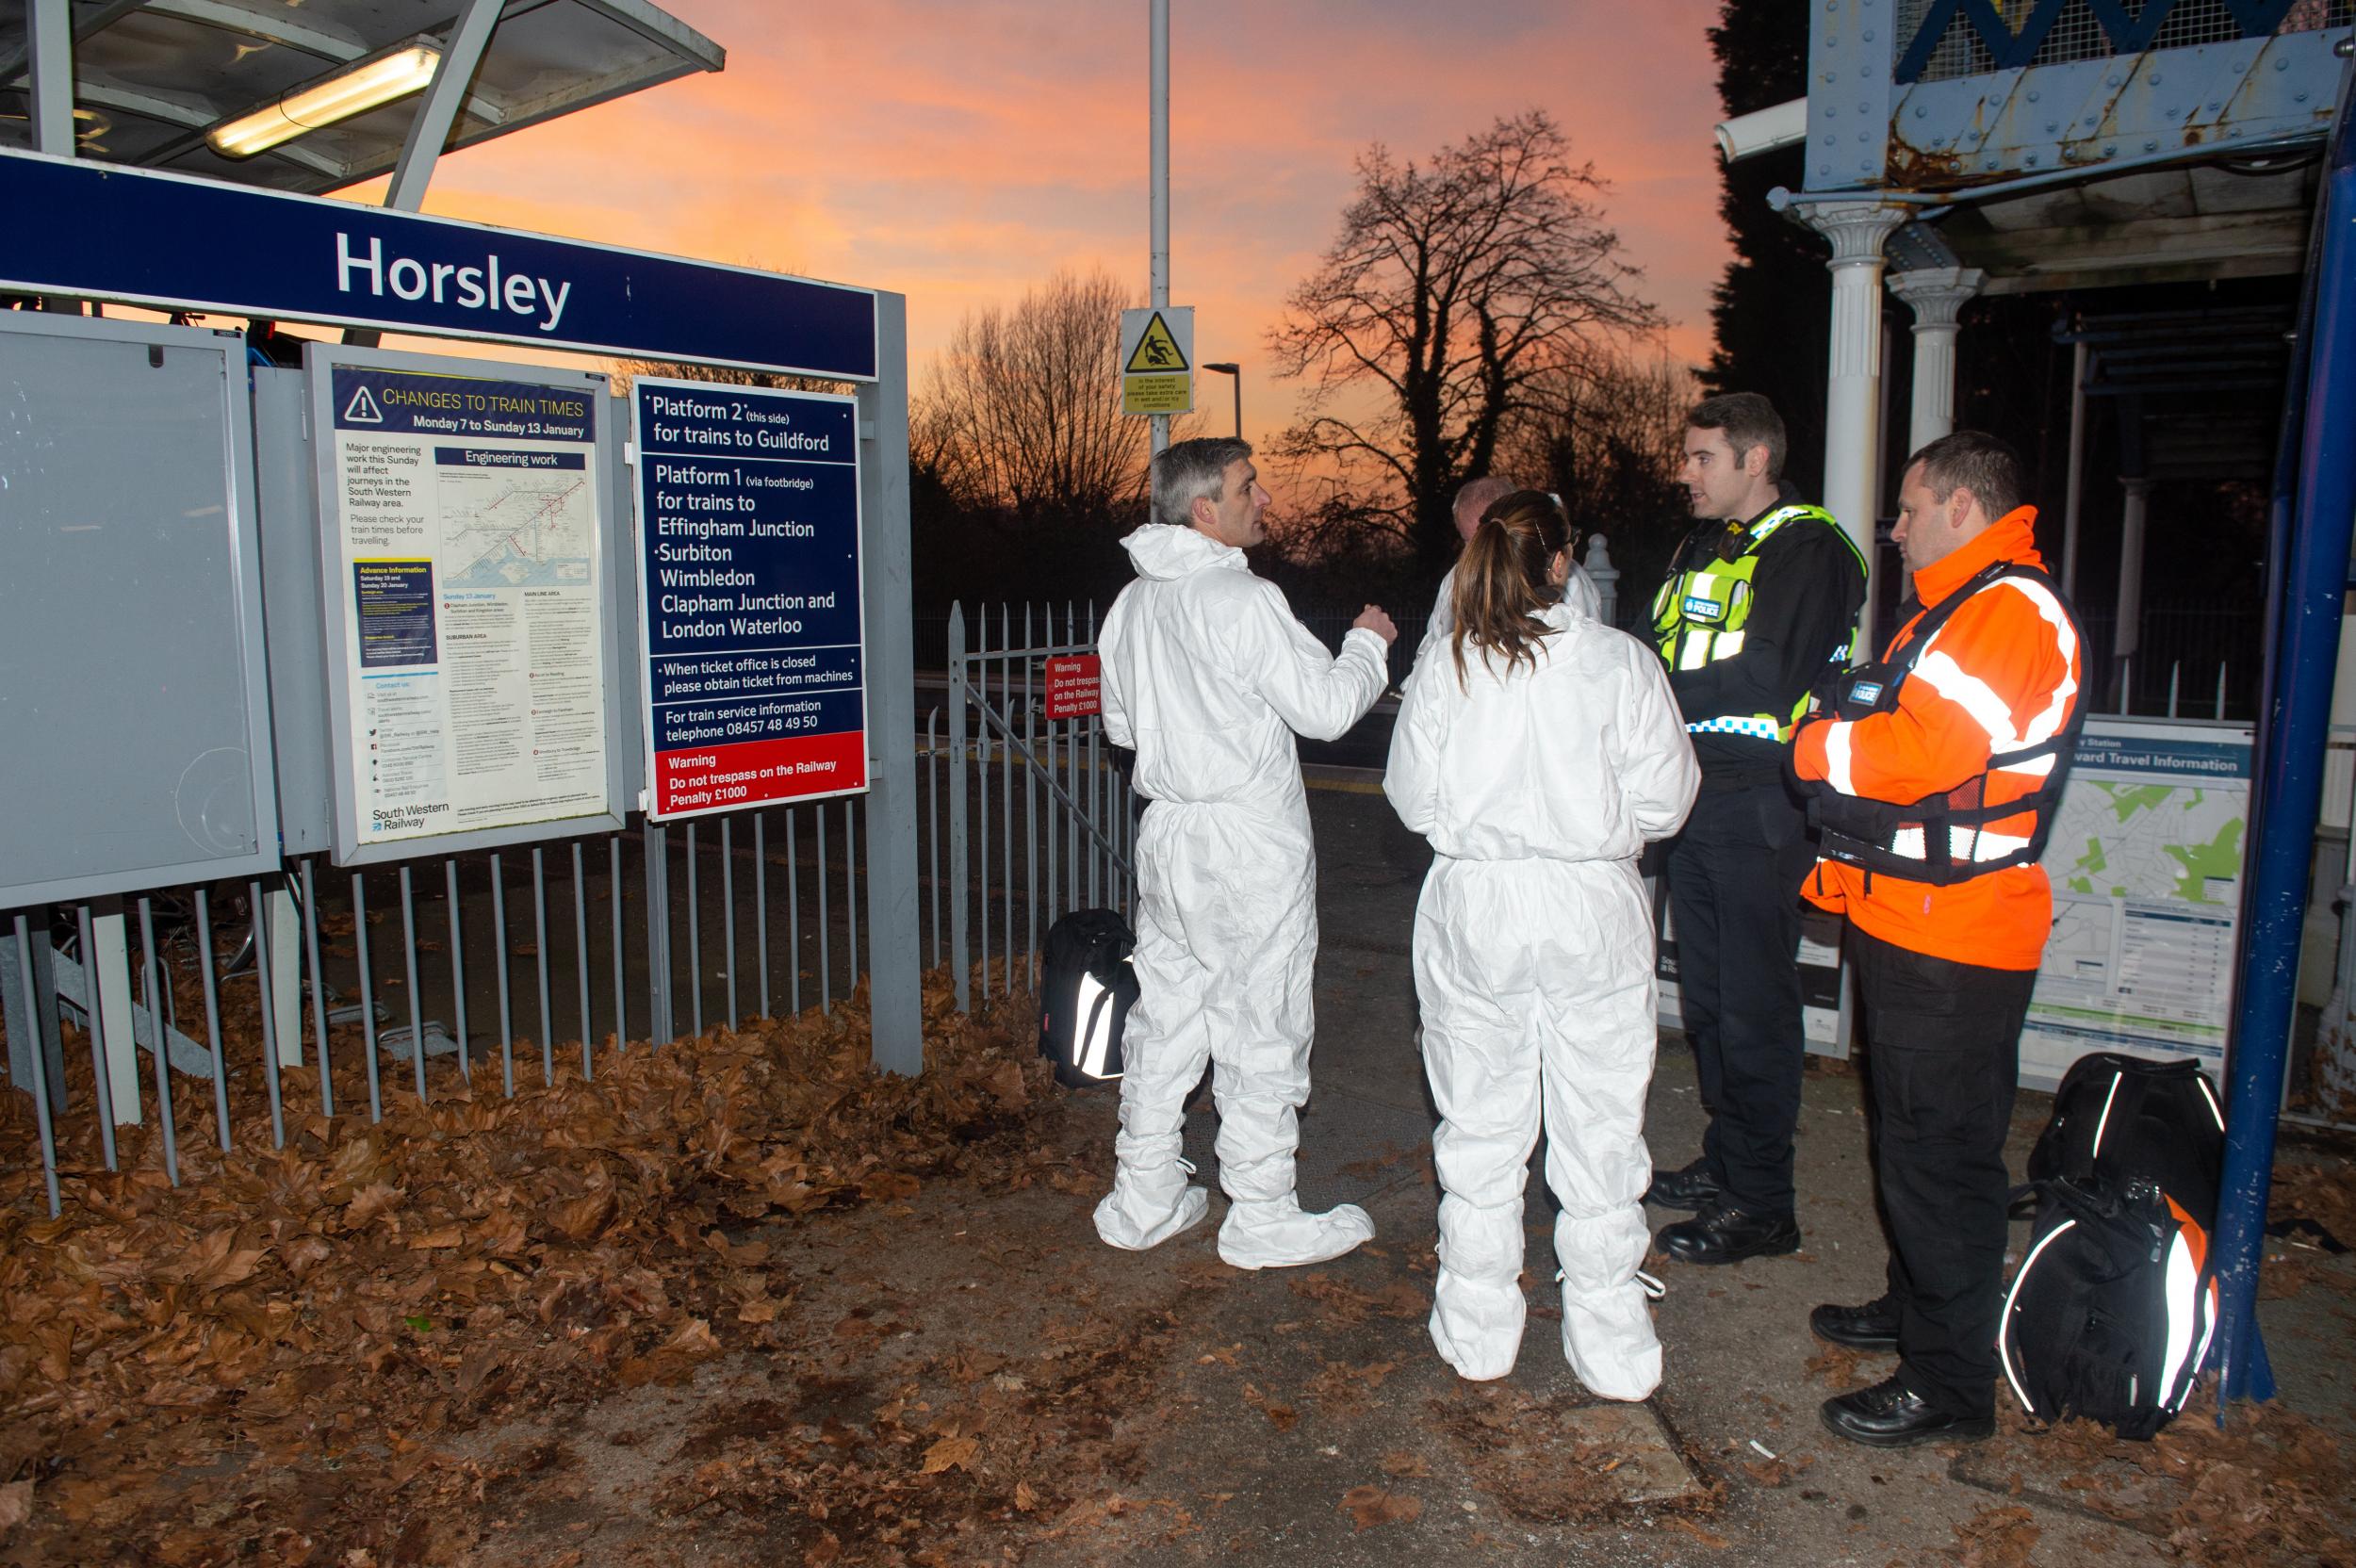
<box><xmin>926</xmin><ymin>602</ymin><xmax>1140</xmax><ymax>1013</ymax></box>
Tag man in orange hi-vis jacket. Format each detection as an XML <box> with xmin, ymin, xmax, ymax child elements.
<box><xmin>1789</xmin><ymin>431</ymin><xmax>2086</xmax><ymax>1448</ymax></box>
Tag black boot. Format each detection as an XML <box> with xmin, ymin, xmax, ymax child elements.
<box><xmin>1809</xmin><ymin>1296</ymin><xmax>1900</xmax><ymax>1350</ymax></box>
<box><xmin>1655</xmin><ymin>1203</ymin><xmax>1800</xmax><ymax>1265</ymax></box>
<box><xmin>1820</xmin><ymin>1375</ymin><xmax>1993</xmax><ymax>1447</ymax></box>
<box><xmin>1644</xmin><ymin>1157</ymin><xmax>1722</xmax><ymax>1212</ymax></box>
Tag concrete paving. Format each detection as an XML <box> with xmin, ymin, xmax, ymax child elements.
<box><xmin>1013</xmin><ymin>775</ymin><xmax>2356</xmax><ymax>1565</ymax></box>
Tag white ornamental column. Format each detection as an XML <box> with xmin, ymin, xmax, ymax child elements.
<box><xmin>1788</xmin><ymin>200</ymin><xmax>1910</xmax><ymax>661</ymax></box>
<box><xmin>1888</xmin><ymin>266</ymin><xmax>1986</xmax><ymax>452</ymax></box>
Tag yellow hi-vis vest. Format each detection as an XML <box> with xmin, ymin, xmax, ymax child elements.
<box><xmin>1650</xmin><ymin>503</ymin><xmax>1866</xmax><ymax>743</ymax></box>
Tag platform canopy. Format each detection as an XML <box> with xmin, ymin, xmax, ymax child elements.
<box><xmin>0</xmin><ymin>0</ymin><xmax>721</xmax><ymax>192</ymax></box>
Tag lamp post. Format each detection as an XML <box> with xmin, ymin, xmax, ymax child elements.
<box><xmin>1203</xmin><ymin>362</ymin><xmax>1240</xmax><ymax>437</ymax></box>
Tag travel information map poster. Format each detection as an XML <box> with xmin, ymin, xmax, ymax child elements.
<box><xmin>323</xmin><ymin>363</ymin><xmax>611</xmax><ymax>853</ymax></box>
<box><xmin>2020</xmin><ymin>717</ymin><xmax>2251</xmax><ymax>1087</ymax></box>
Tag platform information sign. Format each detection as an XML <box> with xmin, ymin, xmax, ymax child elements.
<box><xmin>320</xmin><ymin>363</ymin><xmax>613</xmax><ymax>856</ymax></box>
<box><xmin>631</xmin><ymin>380</ymin><xmax>867</xmax><ymax>820</ymax></box>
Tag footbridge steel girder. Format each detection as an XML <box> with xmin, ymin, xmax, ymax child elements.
<box><xmin>1808</xmin><ymin>0</ymin><xmax>2351</xmax><ymax>194</ymax></box>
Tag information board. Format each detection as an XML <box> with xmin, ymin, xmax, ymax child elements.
<box><xmin>630</xmin><ymin>380</ymin><xmax>867</xmax><ymax>821</ymax></box>
<box><xmin>2021</xmin><ymin>717</ymin><xmax>2252</xmax><ymax>1087</ymax></box>
<box><xmin>0</xmin><ymin>313</ymin><xmax>282</xmax><ymax>906</ymax></box>
<box><xmin>313</xmin><ymin>351</ymin><xmax>619</xmax><ymax>861</ymax></box>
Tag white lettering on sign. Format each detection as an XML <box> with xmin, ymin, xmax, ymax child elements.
<box><xmin>335</xmin><ymin>233</ymin><xmax>574</xmax><ymax>333</ymax></box>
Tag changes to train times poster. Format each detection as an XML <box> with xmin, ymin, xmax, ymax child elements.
<box><xmin>630</xmin><ymin>379</ymin><xmax>866</xmax><ymax>821</ymax></box>
<box><xmin>321</xmin><ymin>363</ymin><xmax>612</xmax><ymax>854</ymax></box>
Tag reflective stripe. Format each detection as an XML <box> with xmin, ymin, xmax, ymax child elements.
<box><xmin>1952</xmin><ymin>826</ymin><xmax>2032</xmax><ymax>862</ymax></box>
<box><xmin>1913</xmin><ymin>575</ymin><xmax>2083</xmax><ymax>754</ymax></box>
<box><xmin>1677</xmin><ymin>633</ymin><xmax>1715</xmax><ymax>672</ymax></box>
<box><xmin>2160</xmin><ymin>1228</ymin><xmax>2200</xmax><ymax>1404</ymax></box>
<box><xmin>1911</xmin><ymin>649</ymin><xmax>2021</xmax><ymax>749</ymax></box>
<box><xmin>1824</xmin><ymin>721</ymin><xmax>1857</xmax><ymax>795</ymax></box>
<box><xmin>1890</xmin><ymin>825</ymin><xmax>1927</xmax><ymax>860</ymax></box>
<box><xmin>1715</xmin><ymin>629</ymin><xmax>1745</xmax><ymax>659</ymax></box>
<box><xmin>2001</xmin><ymin>1217</ymin><xmax>2081</xmax><ymax>1420</ymax></box>
<box><xmin>1689</xmin><ymin>714</ymin><xmax>1785</xmax><ymax>740</ymax></box>
<box><xmin>1996</xmin><ymin>753</ymin><xmax>2058</xmax><ymax>780</ymax></box>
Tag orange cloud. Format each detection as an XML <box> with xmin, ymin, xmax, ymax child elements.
<box><xmin>368</xmin><ymin>0</ymin><xmax>1738</xmax><ymax>442</ymax></box>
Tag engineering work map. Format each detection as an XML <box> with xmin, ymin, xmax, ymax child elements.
<box><xmin>323</xmin><ymin>364</ymin><xmax>611</xmax><ymax>852</ymax></box>
<box><xmin>2020</xmin><ymin>717</ymin><xmax>2251</xmax><ymax>1086</ymax></box>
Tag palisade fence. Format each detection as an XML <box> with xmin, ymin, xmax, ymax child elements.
<box><xmin>924</xmin><ymin>602</ymin><xmax>1140</xmax><ymax>1015</ymax></box>
<box><xmin>0</xmin><ymin>595</ymin><xmax>1150</xmax><ymax>1221</ymax></box>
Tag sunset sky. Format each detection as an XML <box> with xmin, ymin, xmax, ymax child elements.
<box><xmin>355</xmin><ymin>0</ymin><xmax>1737</xmax><ymax>445</ymax></box>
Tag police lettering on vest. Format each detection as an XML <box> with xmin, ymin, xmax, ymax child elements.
<box><xmin>1651</xmin><ymin>504</ymin><xmax>1868</xmax><ymax>743</ymax></box>
<box><xmin>1805</xmin><ymin>560</ymin><xmax>2086</xmax><ymax>886</ymax></box>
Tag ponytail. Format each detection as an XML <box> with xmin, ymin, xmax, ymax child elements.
<box><xmin>1450</xmin><ymin>490</ymin><xmax>1574</xmax><ymax>687</ymax></box>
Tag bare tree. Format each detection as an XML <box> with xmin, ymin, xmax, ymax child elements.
<box><xmin>915</xmin><ymin>268</ymin><xmax>1157</xmax><ymax>525</ymax></box>
<box><xmin>1268</xmin><ymin>111</ymin><xmax>1661</xmax><ymax>580</ymax></box>
<box><xmin>1502</xmin><ymin>352</ymin><xmax>1695</xmax><ymax>624</ymax></box>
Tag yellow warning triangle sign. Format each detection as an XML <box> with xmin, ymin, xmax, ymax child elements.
<box><xmin>1124</xmin><ymin>312</ymin><xmax>1188</xmax><ymax>374</ymax></box>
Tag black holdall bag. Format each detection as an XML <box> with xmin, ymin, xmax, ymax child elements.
<box><xmin>1999</xmin><ymin>1054</ymin><xmax>2228</xmax><ymax>1440</ymax></box>
<box><xmin>1039</xmin><ymin>910</ymin><xmax>1137</xmax><ymax>1089</ymax></box>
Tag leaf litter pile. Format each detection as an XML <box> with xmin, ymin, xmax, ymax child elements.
<box><xmin>0</xmin><ymin>973</ymin><xmax>1086</xmax><ymax>1564</ymax></box>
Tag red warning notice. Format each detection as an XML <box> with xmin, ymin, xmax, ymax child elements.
<box><xmin>653</xmin><ymin>730</ymin><xmax>868</xmax><ymax>818</ymax></box>
<box><xmin>1044</xmin><ymin>655</ymin><xmax>1102</xmax><ymax>720</ymax></box>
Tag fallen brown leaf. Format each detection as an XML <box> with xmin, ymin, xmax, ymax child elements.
<box><xmin>1338</xmin><ymin>1485</ymin><xmax>1423</xmax><ymax>1530</ymax></box>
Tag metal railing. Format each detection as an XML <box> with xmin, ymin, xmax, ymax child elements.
<box><xmin>0</xmin><ymin>798</ymin><xmax>874</xmax><ymax>1216</ymax></box>
<box><xmin>932</xmin><ymin>602</ymin><xmax>1139</xmax><ymax>1014</ymax></box>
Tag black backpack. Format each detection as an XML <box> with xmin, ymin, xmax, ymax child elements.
<box><xmin>2027</xmin><ymin>1052</ymin><xmax>2226</xmax><ymax>1222</ymax></box>
<box><xmin>1999</xmin><ymin>1055</ymin><xmax>2227</xmax><ymax>1439</ymax></box>
<box><xmin>1038</xmin><ymin>910</ymin><xmax>1137</xmax><ymax>1089</ymax></box>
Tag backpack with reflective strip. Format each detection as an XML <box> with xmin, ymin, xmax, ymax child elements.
<box><xmin>1999</xmin><ymin>1054</ymin><xmax>2227</xmax><ymax>1439</ymax></box>
<box><xmin>1998</xmin><ymin>1173</ymin><xmax>2218</xmax><ymax>1441</ymax></box>
<box><xmin>1038</xmin><ymin>909</ymin><xmax>1137</xmax><ymax>1089</ymax></box>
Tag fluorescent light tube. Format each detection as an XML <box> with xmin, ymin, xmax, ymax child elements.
<box><xmin>207</xmin><ymin>39</ymin><xmax>444</xmax><ymax>159</ymax></box>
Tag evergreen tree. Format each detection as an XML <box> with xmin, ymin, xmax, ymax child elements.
<box><xmin>1702</xmin><ymin>0</ymin><xmax>1830</xmax><ymax>500</ymax></box>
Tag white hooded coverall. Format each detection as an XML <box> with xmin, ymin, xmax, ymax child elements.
<box><xmin>1384</xmin><ymin>597</ymin><xmax>1698</xmax><ymax>1396</ymax></box>
<box><xmin>1095</xmin><ymin>523</ymin><xmax>1391</xmax><ymax>1268</ymax></box>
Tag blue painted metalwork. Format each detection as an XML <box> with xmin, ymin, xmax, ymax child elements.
<box><xmin>1810</xmin><ymin>0</ymin><xmax>2350</xmax><ymax>192</ymax></box>
<box><xmin>1899</xmin><ymin>0</ymin><xmax>2304</xmax><ymax>83</ymax></box>
<box><xmin>2214</xmin><ymin>64</ymin><xmax>2356</xmax><ymax>1407</ymax></box>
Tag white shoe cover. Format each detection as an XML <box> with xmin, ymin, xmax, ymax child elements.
<box><xmin>1429</xmin><ymin>1267</ymin><xmax>1525</xmax><ymax>1380</ymax></box>
<box><xmin>1095</xmin><ymin>1164</ymin><xmax>1210</xmax><ymax>1251</ymax></box>
<box><xmin>1560</xmin><ymin>1281</ymin><xmax>1662</xmax><ymax>1402</ymax></box>
<box><xmin>1217</xmin><ymin>1196</ymin><xmax>1375</xmax><ymax>1270</ymax></box>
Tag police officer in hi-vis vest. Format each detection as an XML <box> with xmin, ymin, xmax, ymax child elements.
<box><xmin>1645</xmin><ymin>393</ymin><xmax>1866</xmax><ymax>1266</ymax></box>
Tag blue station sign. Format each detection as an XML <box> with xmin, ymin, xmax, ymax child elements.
<box><xmin>0</xmin><ymin>150</ymin><xmax>877</xmax><ymax>381</ymax></box>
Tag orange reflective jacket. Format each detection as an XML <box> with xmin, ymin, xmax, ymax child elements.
<box><xmin>1792</xmin><ymin>509</ymin><xmax>2086</xmax><ymax>971</ymax></box>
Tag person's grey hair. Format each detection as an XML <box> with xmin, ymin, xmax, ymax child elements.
<box><xmin>1908</xmin><ymin>430</ymin><xmax>2025</xmax><ymax>520</ymax></box>
<box><xmin>1451</xmin><ymin>475</ymin><xmax>1517</xmax><ymax>529</ymax></box>
<box><xmin>1153</xmin><ymin>436</ymin><xmax>1253</xmax><ymax>528</ymax></box>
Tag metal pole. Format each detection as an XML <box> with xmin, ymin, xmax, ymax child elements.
<box><xmin>1149</xmin><ymin>0</ymin><xmax>1171</xmax><ymax>460</ymax></box>
<box><xmin>2062</xmin><ymin>336</ymin><xmax>2089</xmax><ymax>597</ymax></box>
<box><xmin>948</xmin><ymin>602</ymin><xmax>972</xmax><ymax>1012</ymax></box>
<box><xmin>2215</xmin><ymin>121</ymin><xmax>2356</xmax><ymax>1407</ymax></box>
<box><xmin>25</xmin><ymin>0</ymin><xmax>74</xmax><ymax>156</ymax></box>
<box><xmin>860</xmin><ymin>292</ymin><xmax>924</xmax><ymax>1070</ymax></box>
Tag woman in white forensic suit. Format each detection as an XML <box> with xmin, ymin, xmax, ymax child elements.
<box><xmin>1384</xmin><ymin>491</ymin><xmax>1699</xmax><ymax>1396</ymax></box>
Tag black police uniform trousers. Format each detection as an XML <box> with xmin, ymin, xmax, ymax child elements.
<box><xmin>1849</xmin><ymin>925</ymin><xmax>2038</xmax><ymax>1419</ymax></box>
<box><xmin>1662</xmin><ymin>780</ymin><xmax>1816</xmax><ymax>1217</ymax></box>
